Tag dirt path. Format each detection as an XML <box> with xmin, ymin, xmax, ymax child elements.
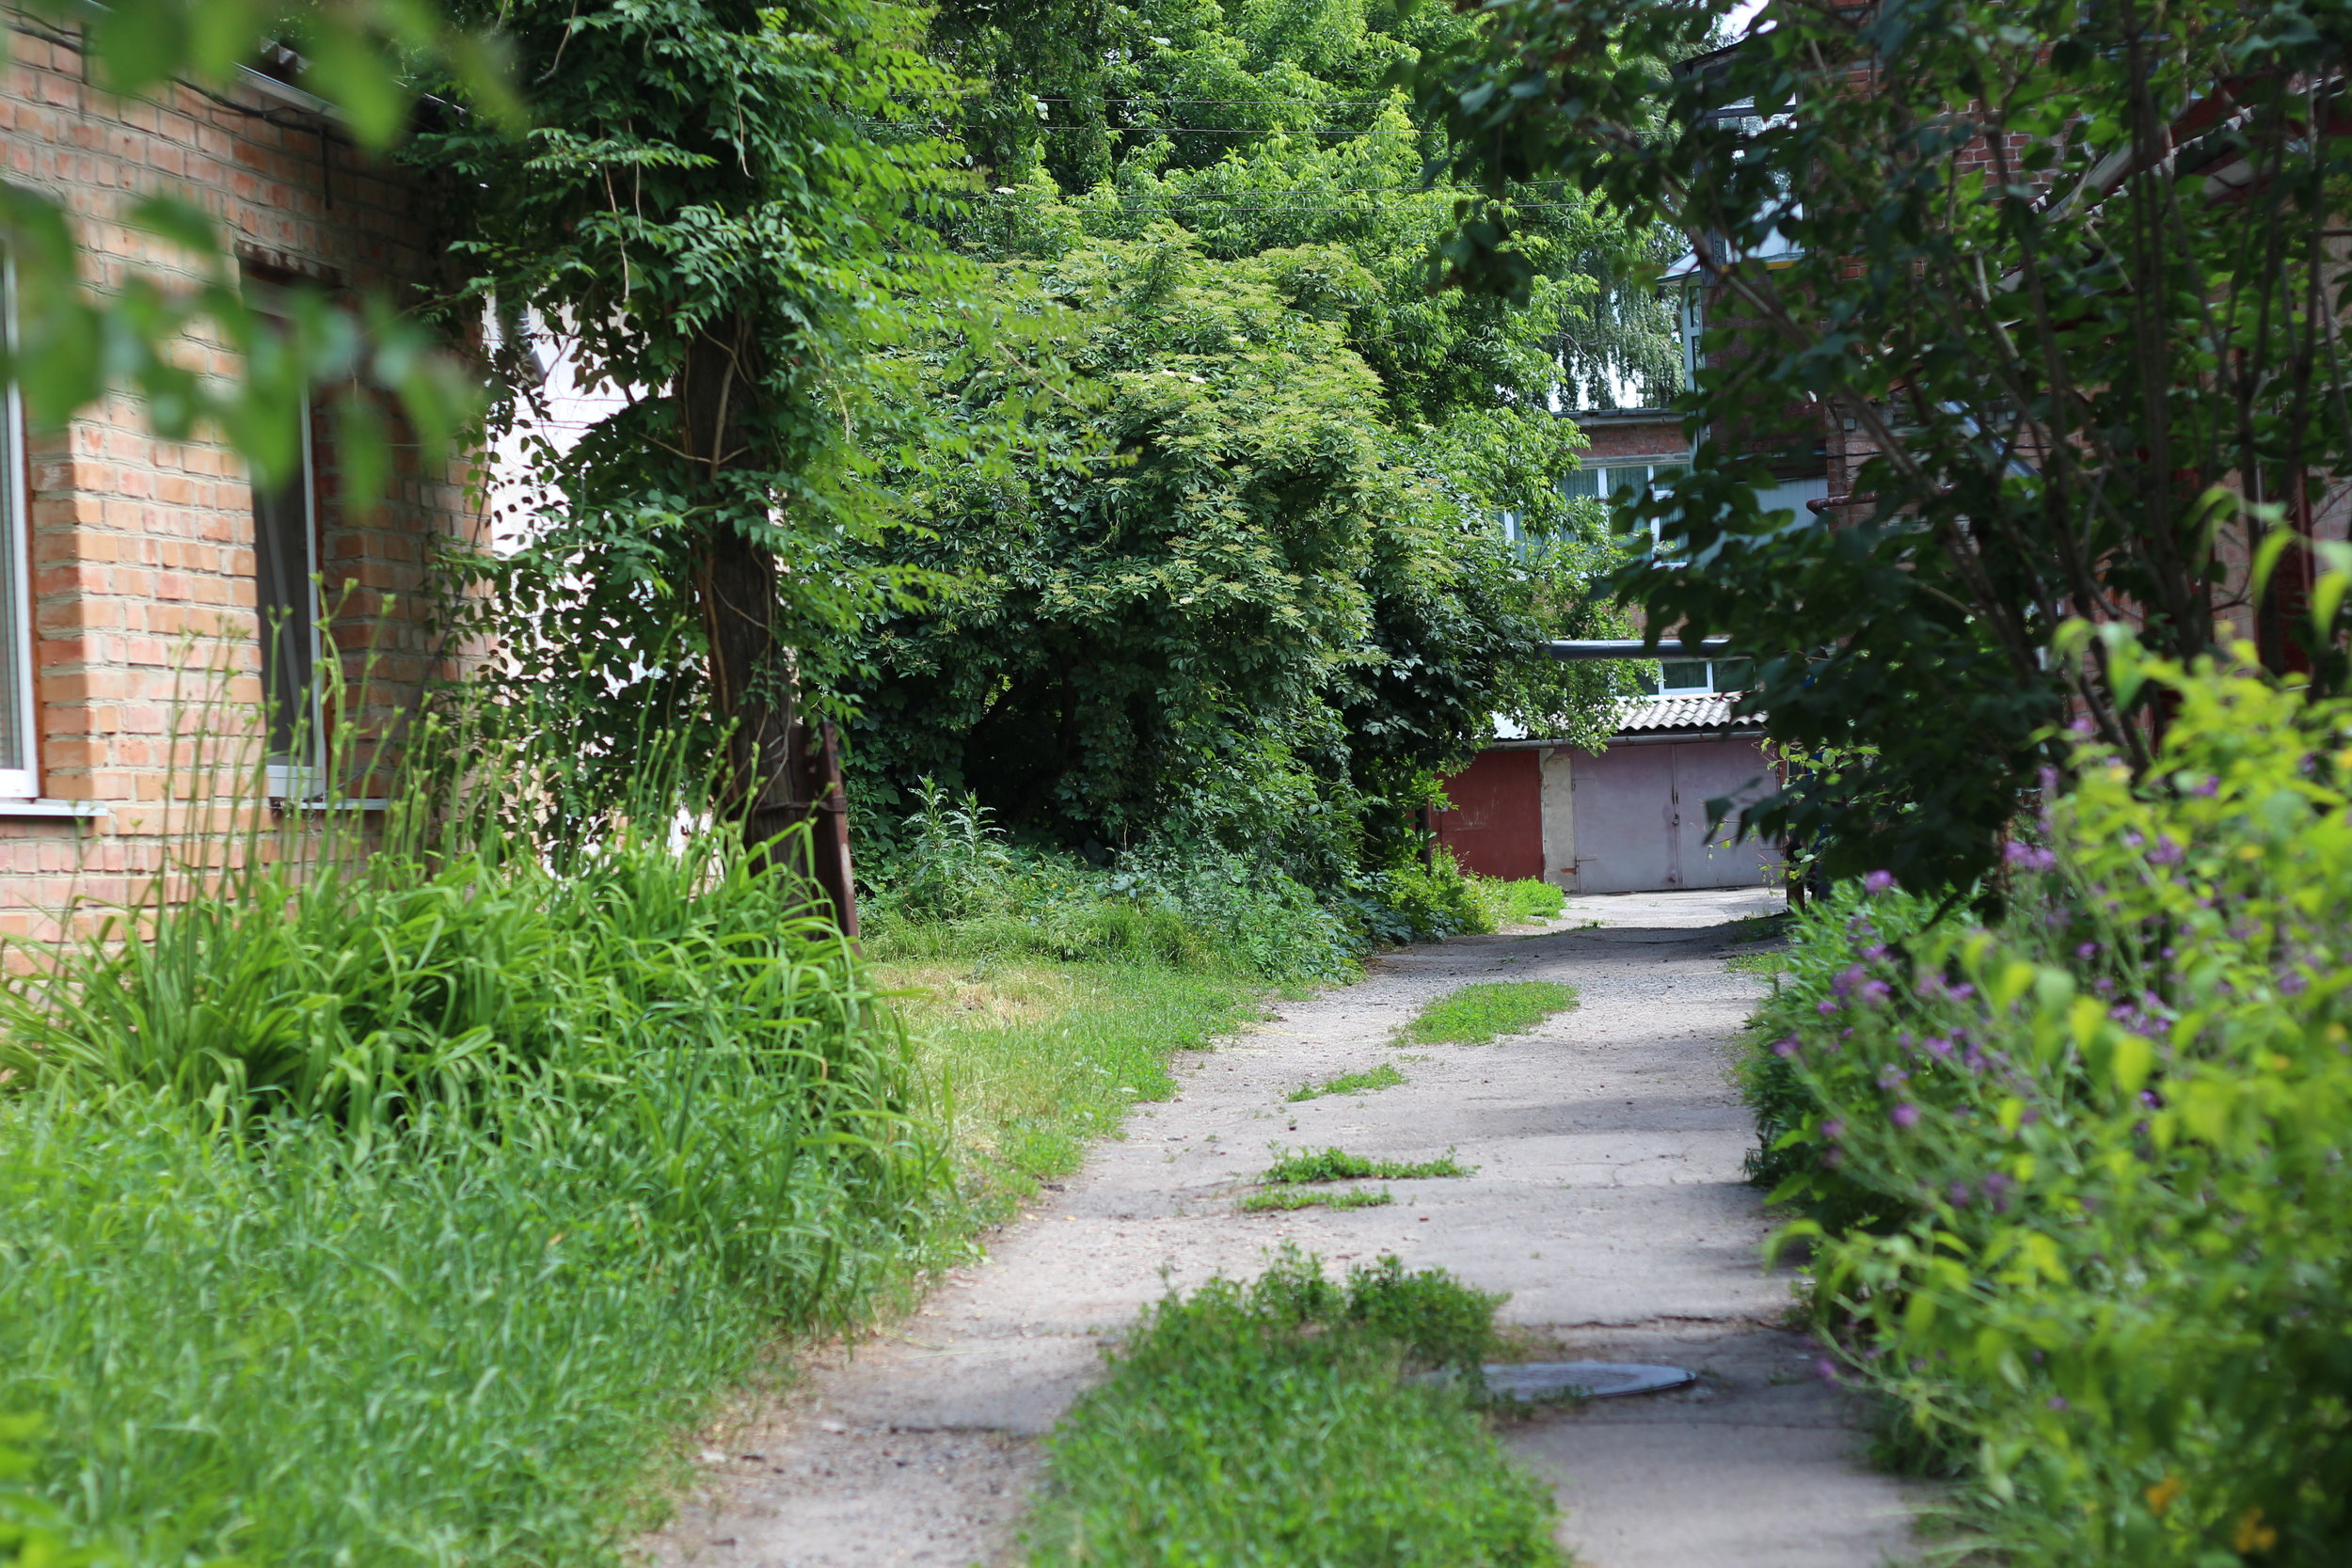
<box><xmin>650</xmin><ymin>890</ymin><xmax>1917</xmax><ymax>1568</ymax></box>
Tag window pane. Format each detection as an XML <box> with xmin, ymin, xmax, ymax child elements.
<box><xmin>1561</xmin><ymin>468</ymin><xmax>1601</xmax><ymax>501</ymax></box>
<box><xmin>1711</xmin><ymin>657</ymin><xmax>1755</xmax><ymax>691</ymax></box>
<box><xmin>0</xmin><ymin>382</ymin><xmax>24</xmax><ymax>775</ymax></box>
<box><xmin>1659</xmin><ymin>659</ymin><xmax>1711</xmax><ymax>693</ymax></box>
<box><xmin>253</xmin><ymin>447</ymin><xmax>315</xmax><ymax>763</ymax></box>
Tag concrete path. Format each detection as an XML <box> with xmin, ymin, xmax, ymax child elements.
<box><xmin>649</xmin><ymin>889</ymin><xmax>1916</xmax><ymax>1567</ymax></box>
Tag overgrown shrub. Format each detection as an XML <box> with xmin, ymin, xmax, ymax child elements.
<box><xmin>1746</xmin><ymin>647</ymin><xmax>2352</xmax><ymax>1564</ymax></box>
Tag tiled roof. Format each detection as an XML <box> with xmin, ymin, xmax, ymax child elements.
<box><xmin>1613</xmin><ymin>690</ymin><xmax>1754</xmax><ymax>734</ymax></box>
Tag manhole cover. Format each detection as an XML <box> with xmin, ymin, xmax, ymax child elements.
<box><xmin>1479</xmin><ymin>1361</ymin><xmax>1694</xmax><ymax>1402</ymax></box>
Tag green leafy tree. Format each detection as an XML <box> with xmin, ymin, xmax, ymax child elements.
<box><xmin>411</xmin><ymin>0</ymin><xmax>981</xmax><ymax>844</ymax></box>
<box><xmin>1414</xmin><ymin>0</ymin><xmax>2352</xmax><ymax>890</ymax></box>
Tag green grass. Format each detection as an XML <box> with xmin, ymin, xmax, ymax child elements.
<box><xmin>1287</xmin><ymin>1062</ymin><xmax>1407</xmax><ymax>1101</ymax></box>
<box><xmin>1481</xmin><ymin>878</ymin><xmax>1567</xmax><ymax>926</ymax></box>
<box><xmin>877</xmin><ymin>946</ymin><xmax>1262</xmax><ymax>1223</ymax></box>
<box><xmin>1263</xmin><ymin>1146</ymin><xmax>1471</xmax><ymax>1182</ymax></box>
<box><xmin>1023</xmin><ymin>1249</ymin><xmax>1565</xmax><ymax>1567</ymax></box>
<box><xmin>0</xmin><ymin>749</ymin><xmax>1271</xmax><ymax>1565</ymax></box>
<box><xmin>1398</xmin><ymin>981</ymin><xmax>1579</xmax><ymax>1046</ymax></box>
<box><xmin>1241</xmin><ymin>1184</ymin><xmax>1396</xmax><ymax>1212</ymax></box>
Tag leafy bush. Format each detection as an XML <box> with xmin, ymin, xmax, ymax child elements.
<box><xmin>862</xmin><ymin>784</ymin><xmax>1357</xmax><ymax>981</ymax></box>
<box><xmin>1746</xmin><ymin>647</ymin><xmax>2352</xmax><ymax>1564</ymax></box>
<box><xmin>1353</xmin><ymin>847</ymin><xmax>1495</xmax><ymax>944</ymax></box>
<box><xmin>1024</xmin><ymin>1248</ymin><xmax>1561</xmax><ymax>1567</ymax></box>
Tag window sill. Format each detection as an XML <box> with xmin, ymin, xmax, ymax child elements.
<box><xmin>271</xmin><ymin>798</ymin><xmax>393</xmax><ymax>815</ymax></box>
<box><xmin>0</xmin><ymin>798</ymin><xmax>109</xmax><ymax>819</ymax></box>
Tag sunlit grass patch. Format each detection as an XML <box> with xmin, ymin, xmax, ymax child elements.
<box><xmin>1240</xmin><ymin>1185</ymin><xmax>1395</xmax><ymax>1212</ymax></box>
<box><xmin>1286</xmin><ymin>1062</ymin><xmax>1406</xmax><ymax>1102</ymax></box>
<box><xmin>1263</xmin><ymin>1146</ymin><xmax>1470</xmax><ymax>1183</ymax></box>
<box><xmin>1483</xmin><ymin>878</ymin><xmax>1567</xmax><ymax>926</ymax></box>
<box><xmin>1399</xmin><ymin>981</ymin><xmax>1579</xmax><ymax>1046</ymax></box>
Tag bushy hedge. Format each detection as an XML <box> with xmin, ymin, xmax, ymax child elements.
<box><xmin>1745</xmin><ymin>649</ymin><xmax>2352</xmax><ymax>1564</ymax></box>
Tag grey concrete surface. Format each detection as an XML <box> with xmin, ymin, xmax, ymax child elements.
<box><xmin>647</xmin><ymin>894</ymin><xmax>1914</xmax><ymax>1568</ymax></box>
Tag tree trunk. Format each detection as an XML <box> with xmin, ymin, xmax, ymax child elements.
<box><xmin>678</xmin><ymin>316</ymin><xmax>859</xmax><ymax>936</ymax></box>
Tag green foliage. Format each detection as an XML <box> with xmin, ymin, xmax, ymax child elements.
<box><xmin>1414</xmin><ymin>0</ymin><xmax>2352</xmax><ymax>888</ymax></box>
<box><xmin>1359</xmin><ymin>847</ymin><xmax>1498</xmax><ymax>944</ymax></box>
<box><xmin>1262</xmin><ymin>1147</ymin><xmax>1470</xmax><ymax>1182</ymax></box>
<box><xmin>861</xmin><ymin>782</ymin><xmax>1358</xmax><ymax>981</ymax></box>
<box><xmin>0</xmin><ymin>1418</ymin><xmax>90</xmax><ymax>1568</ymax></box>
<box><xmin>1744</xmin><ymin>646</ymin><xmax>2352</xmax><ymax>1563</ymax></box>
<box><xmin>412</xmin><ymin>0</ymin><xmax>987</xmax><ymax>810</ymax></box>
<box><xmin>1288</xmin><ymin>1062</ymin><xmax>1407</xmax><ymax>1101</ymax></box>
<box><xmin>1240</xmin><ymin>1185</ymin><xmax>1395</xmax><ymax>1212</ymax></box>
<box><xmin>1400</xmin><ymin>981</ymin><xmax>1578</xmax><ymax>1046</ymax></box>
<box><xmin>1024</xmin><ymin>1248</ymin><xmax>1561</xmax><ymax>1567</ymax></box>
<box><xmin>847</xmin><ymin>0</ymin><xmax>1664</xmax><ymax>888</ymax></box>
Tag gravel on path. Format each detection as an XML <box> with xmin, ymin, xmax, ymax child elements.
<box><xmin>648</xmin><ymin>888</ymin><xmax>1917</xmax><ymax>1567</ymax></box>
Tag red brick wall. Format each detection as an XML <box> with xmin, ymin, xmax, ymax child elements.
<box><xmin>1573</xmin><ymin>417</ymin><xmax>1687</xmax><ymax>464</ymax></box>
<box><xmin>0</xmin><ymin>24</ymin><xmax>477</xmax><ymax>934</ymax></box>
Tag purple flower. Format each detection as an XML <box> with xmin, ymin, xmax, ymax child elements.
<box><xmin>1833</xmin><ymin>964</ymin><xmax>1867</xmax><ymax>997</ymax></box>
<box><xmin>1863</xmin><ymin>942</ymin><xmax>1889</xmax><ymax>961</ymax></box>
<box><xmin>1772</xmin><ymin>1037</ymin><xmax>1800</xmax><ymax>1059</ymax></box>
<box><xmin>2192</xmin><ymin>774</ymin><xmax>2219</xmax><ymax>797</ymax></box>
<box><xmin>2076</xmin><ymin>942</ymin><xmax>2100</xmax><ymax>961</ymax></box>
<box><xmin>2282</xmin><ymin>972</ymin><xmax>2309</xmax><ymax>996</ymax></box>
<box><xmin>1859</xmin><ymin>978</ymin><xmax>1893</xmax><ymax>1006</ymax></box>
<box><xmin>1816</xmin><ymin>998</ymin><xmax>1840</xmax><ymax>1016</ymax></box>
<box><xmin>2139</xmin><ymin>1089</ymin><xmax>2160</xmax><ymax>1109</ymax></box>
<box><xmin>1924</xmin><ymin>1036</ymin><xmax>1954</xmax><ymax>1058</ymax></box>
<box><xmin>2150</xmin><ymin>835</ymin><xmax>2184</xmax><ymax>866</ymax></box>
<box><xmin>1947</xmin><ymin>1180</ymin><xmax>1972</xmax><ymax>1207</ymax></box>
<box><xmin>1864</xmin><ymin>869</ymin><xmax>1898</xmax><ymax>894</ymax></box>
<box><xmin>1983</xmin><ymin>1172</ymin><xmax>2013</xmax><ymax>1210</ymax></box>
<box><xmin>1820</xmin><ymin>1118</ymin><xmax>1845</xmax><ymax>1143</ymax></box>
<box><xmin>1814</xmin><ymin>1356</ymin><xmax>1842</xmax><ymax>1386</ymax></box>
<box><xmin>2048</xmin><ymin>1396</ymin><xmax>2069</xmax><ymax>1411</ymax></box>
<box><xmin>2068</xmin><ymin>716</ymin><xmax>2095</xmax><ymax>736</ymax></box>
<box><xmin>2004</xmin><ymin>842</ymin><xmax>2058</xmax><ymax>873</ymax></box>
<box><xmin>1891</xmin><ymin>1102</ymin><xmax>1920</xmax><ymax>1129</ymax></box>
<box><xmin>1950</xmin><ymin>982</ymin><xmax>1976</xmax><ymax>1002</ymax></box>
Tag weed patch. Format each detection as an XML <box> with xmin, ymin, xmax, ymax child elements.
<box><xmin>1240</xmin><ymin>1185</ymin><xmax>1395</xmax><ymax>1212</ymax></box>
<box><xmin>1399</xmin><ymin>981</ymin><xmax>1578</xmax><ymax>1046</ymax></box>
<box><xmin>1263</xmin><ymin>1146</ymin><xmax>1470</xmax><ymax>1182</ymax></box>
<box><xmin>1023</xmin><ymin>1249</ymin><xmax>1563</xmax><ymax>1567</ymax></box>
<box><xmin>1482</xmin><ymin>878</ymin><xmax>1566</xmax><ymax>926</ymax></box>
<box><xmin>1287</xmin><ymin>1062</ymin><xmax>1406</xmax><ymax>1101</ymax></box>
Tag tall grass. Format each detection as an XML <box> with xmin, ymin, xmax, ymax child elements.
<box><xmin>0</xmin><ymin>673</ymin><xmax>951</xmax><ymax>1564</ymax></box>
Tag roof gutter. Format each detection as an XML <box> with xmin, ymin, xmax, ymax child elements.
<box><xmin>1543</xmin><ymin>638</ymin><xmax>1735</xmax><ymax>661</ymax></box>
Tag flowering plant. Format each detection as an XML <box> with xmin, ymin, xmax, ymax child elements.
<box><xmin>1750</xmin><ymin>642</ymin><xmax>2352</xmax><ymax>1564</ymax></box>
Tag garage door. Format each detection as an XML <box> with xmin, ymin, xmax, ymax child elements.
<box><xmin>1432</xmin><ymin>749</ymin><xmax>1544</xmax><ymax>881</ymax></box>
<box><xmin>1571</xmin><ymin>739</ymin><xmax>1778</xmax><ymax>894</ymax></box>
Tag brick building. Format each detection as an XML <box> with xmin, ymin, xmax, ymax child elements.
<box><xmin>0</xmin><ymin>23</ymin><xmax>474</xmax><ymax>933</ymax></box>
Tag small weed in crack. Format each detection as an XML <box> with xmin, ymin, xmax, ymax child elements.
<box><xmin>1286</xmin><ymin>1063</ymin><xmax>1406</xmax><ymax>1102</ymax></box>
<box><xmin>1398</xmin><ymin>981</ymin><xmax>1577</xmax><ymax>1046</ymax></box>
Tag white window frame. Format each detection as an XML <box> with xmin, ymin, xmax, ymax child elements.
<box><xmin>0</xmin><ymin>257</ymin><xmax>39</xmax><ymax>801</ymax></box>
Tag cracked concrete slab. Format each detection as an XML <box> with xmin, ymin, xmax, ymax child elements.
<box><xmin>646</xmin><ymin>895</ymin><xmax>1918</xmax><ymax>1567</ymax></box>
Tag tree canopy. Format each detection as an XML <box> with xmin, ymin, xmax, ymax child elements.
<box><xmin>1415</xmin><ymin>0</ymin><xmax>2352</xmax><ymax>890</ymax></box>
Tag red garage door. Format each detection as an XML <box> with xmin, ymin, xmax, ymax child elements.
<box><xmin>1433</xmin><ymin>749</ymin><xmax>1543</xmax><ymax>881</ymax></box>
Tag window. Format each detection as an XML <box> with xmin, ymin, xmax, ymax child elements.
<box><xmin>247</xmin><ymin>350</ymin><xmax>321</xmax><ymax>793</ymax></box>
<box><xmin>0</xmin><ymin>258</ymin><xmax>37</xmax><ymax>800</ymax></box>
<box><xmin>1649</xmin><ymin>657</ymin><xmax>1755</xmax><ymax>696</ymax></box>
